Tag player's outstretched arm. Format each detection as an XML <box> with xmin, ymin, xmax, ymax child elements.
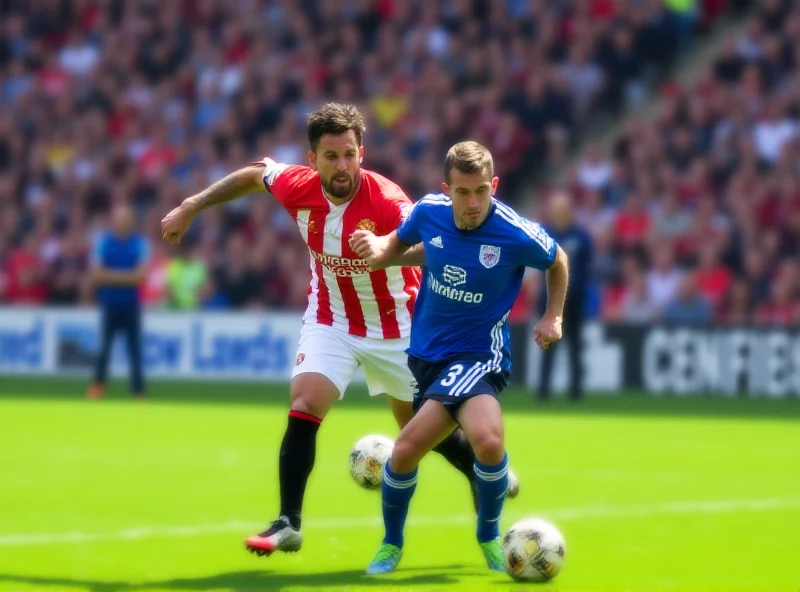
<box><xmin>182</xmin><ymin>165</ymin><xmax>265</xmax><ymax>213</ymax></box>
<box><xmin>544</xmin><ymin>245</ymin><xmax>569</xmax><ymax>318</ymax></box>
<box><xmin>535</xmin><ymin>245</ymin><xmax>569</xmax><ymax>350</ymax></box>
<box><xmin>349</xmin><ymin>230</ymin><xmax>419</xmax><ymax>271</ymax></box>
<box><xmin>161</xmin><ymin>165</ymin><xmax>265</xmax><ymax>245</ymax></box>
<box><xmin>388</xmin><ymin>244</ymin><xmax>425</xmax><ymax>268</ymax></box>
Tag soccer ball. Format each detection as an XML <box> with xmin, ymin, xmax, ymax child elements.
<box><xmin>502</xmin><ymin>517</ymin><xmax>566</xmax><ymax>582</ymax></box>
<box><xmin>349</xmin><ymin>434</ymin><xmax>394</xmax><ymax>490</ymax></box>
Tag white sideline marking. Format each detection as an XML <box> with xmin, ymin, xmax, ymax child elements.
<box><xmin>1</xmin><ymin>498</ymin><xmax>798</xmax><ymax>547</ymax></box>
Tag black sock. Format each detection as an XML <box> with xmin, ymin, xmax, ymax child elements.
<box><xmin>279</xmin><ymin>411</ymin><xmax>322</xmax><ymax>529</ymax></box>
<box><xmin>433</xmin><ymin>428</ymin><xmax>476</xmax><ymax>483</ymax></box>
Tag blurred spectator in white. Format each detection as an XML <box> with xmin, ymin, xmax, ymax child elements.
<box><xmin>647</xmin><ymin>246</ymin><xmax>684</xmax><ymax>312</ymax></box>
<box><xmin>576</xmin><ymin>188</ymin><xmax>616</xmax><ymax>241</ymax></box>
<box><xmin>561</xmin><ymin>43</ymin><xmax>604</xmax><ymax>123</ymax></box>
<box><xmin>753</xmin><ymin>103</ymin><xmax>797</xmax><ymax>165</ymax></box>
<box><xmin>621</xmin><ymin>270</ymin><xmax>660</xmax><ymax>323</ymax></box>
<box><xmin>577</xmin><ymin>143</ymin><xmax>613</xmax><ymax>191</ymax></box>
<box><xmin>650</xmin><ymin>190</ymin><xmax>692</xmax><ymax>245</ymax></box>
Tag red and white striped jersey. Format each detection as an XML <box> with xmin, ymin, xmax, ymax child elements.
<box><xmin>259</xmin><ymin>157</ymin><xmax>421</xmax><ymax>339</ymax></box>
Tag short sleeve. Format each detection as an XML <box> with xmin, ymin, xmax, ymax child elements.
<box><xmin>382</xmin><ymin>189</ymin><xmax>414</xmax><ymax>232</ymax></box>
<box><xmin>396</xmin><ymin>200</ymin><xmax>425</xmax><ymax>246</ymax></box>
<box><xmin>257</xmin><ymin>157</ymin><xmax>311</xmax><ymax>206</ymax></box>
<box><xmin>516</xmin><ymin>218</ymin><xmax>558</xmax><ymax>270</ymax></box>
<box><xmin>90</xmin><ymin>235</ymin><xmax>106</xmax><ymax>266</ymax></box>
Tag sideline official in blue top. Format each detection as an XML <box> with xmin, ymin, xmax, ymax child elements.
<box><xmin>87</xmin><ymin>203</ymin><xmax>149</xmax><ymax>400</ymax></box>
<box><xmin>538</xmin><ymin>192</ymin><xmax>593</xmax><ymax>402</ymax></box>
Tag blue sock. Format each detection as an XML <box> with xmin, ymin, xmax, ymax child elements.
<box><xmin>474</xmin><ymin>453</ymin><xmax>509</xmax><ymax>542</ymax></box>
<box><xmin>381</xmin><ymin>463</ymin><xmax>418</xmax><ymax>548</ymax></box>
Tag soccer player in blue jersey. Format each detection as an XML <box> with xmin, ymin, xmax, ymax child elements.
<box><xmin>349</xmin><ymin>141</ymin><xmax>569</xmax><ymax>574</ymax></box>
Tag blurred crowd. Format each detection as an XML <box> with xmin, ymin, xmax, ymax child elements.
<box><xmin>0</xmin><ymin>0</ymin><xmax>764</xmax><ymax>321</ymax></box>
<box><xmin>547</xmin><ymin>0</ymin><xmax>800</xmax><ymax>325</ymax></box>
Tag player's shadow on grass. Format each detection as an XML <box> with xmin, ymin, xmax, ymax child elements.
<box><xmin>0</xmin><ymin>565</ymin><xmax>487</xmax><ymax>591</ymax></box>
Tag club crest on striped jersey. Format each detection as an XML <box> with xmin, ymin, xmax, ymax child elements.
<box><xmin>356</xmin><ymin>218</ymin><xmax>376</xmax><ymax>232</ymax></box>
<box><xmin>479</xmin><ymin>245</ymin><xmax>501</xmax><ymax>268</ymax></box>
<box><xmin>306</xmin><ymin>219</ymin><xmax>318</xmax><ymax>234</ymax></box>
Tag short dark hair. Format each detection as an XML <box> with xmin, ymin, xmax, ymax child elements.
<box><xmin>307</xmin><ymin>103</ymin><xmax>367</xmax><ymax>151</ymax></box>
<box><xmin>444</xmin><ymin>141</ymin><xmax>494</xmax><ymax>183</ymax></box>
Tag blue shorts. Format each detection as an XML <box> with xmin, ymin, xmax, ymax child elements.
<box><xmin>408</xmin><ymin>355</ymin><xmax>510</xmax><ymax>417</ymax></box>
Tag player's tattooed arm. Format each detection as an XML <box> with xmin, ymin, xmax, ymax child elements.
<box><xmin>162</xmin><ymin>165</ymin><xmax>265</xmax><ymax>245</ymax></box>
<box><xmin>181</xmin><ymin>165</ymin><xmax>265</xmax><ymax>214</ymax></box>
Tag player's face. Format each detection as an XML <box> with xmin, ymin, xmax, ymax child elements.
<box><xmin>308</xmin><ymin>131</ymin><xmax>364</xmax><ymax>200</ymax></box>
<box><xmin>443</xmin><ymin>169</ymin><xmax>499</xmax><ymax>230</ymax></box>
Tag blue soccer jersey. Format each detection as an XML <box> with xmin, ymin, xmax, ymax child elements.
<box><xmin>397</xmin><ymin>193</ymin><xmax>557</xmax><ymax>373</ymax></box>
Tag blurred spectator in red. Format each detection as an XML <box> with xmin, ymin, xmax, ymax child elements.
<box><xmin>614</xmin><ymin>193</ymin><xmax>652</xmax><ymax>250</ymax></box>
<box><xmin>3</xmin><ymin>234</ymin><xmax>48</xmax><ymax>304</ymax></box>
<box><xmin>695</xmin><ymin>244</ymin><xmax>734</xmax><ymax>310</ymax></box>
<box><xmin>754</xmin><ymin>277</ymin><xmax>800</xmax><ymax>325</ymax></box>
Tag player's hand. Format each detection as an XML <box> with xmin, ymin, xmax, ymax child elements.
<box><xmin>160</xmin><ymin>203</ymin><xmax>194</xmax><ymax>245</ymax></box>
<box><xmin>349</xmin><ymin>229</ymin><xmax>386</xmax><ymax>269</ymax></box>
<box><xmin>533</xmin><ymin>314</ymin><xmax>563</xmax><ymax>350</ymax></box>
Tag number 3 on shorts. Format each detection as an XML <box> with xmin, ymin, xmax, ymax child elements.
<box><xmin>440</xmin><ymin>364</ymin><xmax>464</xmax><ymax>387</ymax></box>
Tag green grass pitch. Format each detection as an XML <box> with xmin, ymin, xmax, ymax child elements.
<box><xmin>0</xmin><ymin>377</ymin><xmax>798</xmax><ymax>592</ymax></box>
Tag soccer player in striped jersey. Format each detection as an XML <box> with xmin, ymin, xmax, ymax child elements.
<box><xmin>349</xmin><ymin>141</ymin><xmax>569</xmax><ymax>574</ymax></box>
<box><xmin>160</xmin><ymin>105</ymin><xmax>519</xmax><ymax>557</ymax></box>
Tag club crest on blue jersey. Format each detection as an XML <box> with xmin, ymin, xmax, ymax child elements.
<box><xmin>479</xmin><ymin>245</ymin><xmax>502</xmax><ymax>269</ymax></box>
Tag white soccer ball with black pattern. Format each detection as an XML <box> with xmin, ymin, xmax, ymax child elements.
<box><xmin>502</xmin><ymin>517</ymin><xmax>566</xmax><ymax>582</ymax></box>
<box><xmin>349</xmin><ymin>434</ymin><xmax>394</xmax><ymax>490</ymax></box>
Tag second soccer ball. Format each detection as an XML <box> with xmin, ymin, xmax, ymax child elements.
<box><xmin>349</xmin><ymin>434</ymin><xmax>394</xmax><ymax>490</ymax></box>
<box><xmin>503</xmin><ymin>517</ymin><xmax>566</xmax><ymax>582</ymax></box>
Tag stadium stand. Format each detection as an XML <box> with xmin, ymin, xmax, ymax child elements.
<box><xmin>554</xmin><ymin>0</ymin><xmax>799</xmax><ymax>325</ymax></box>
<box><xmin>0</xmin><ymin>0</ymin><xmax>762</xmax><ymax>317</ymax></box>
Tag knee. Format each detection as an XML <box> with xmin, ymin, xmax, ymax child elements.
<box><xmin>290</xmin><ymin>389</ymin><xmax>330</xmax><ymax>419</ymax></box>
<box><xmin>470</xmin><ymin>429</ymin><xmax>505</xmax><ymax>466</ymax></box>
<box><xmin>389</xmin><ymin>437</ymin><xmax>422</xmax><ymax>474</ymax></box>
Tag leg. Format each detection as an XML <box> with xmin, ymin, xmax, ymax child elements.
<box><xmin>367</xmin><ymin>399</ymin><xmax>456</xmax><ymax>575</ymax></box>
<box><xmin>89</xmin><ymin>306</ymin><xmax>116</xmax><ymax>399</ymax></box>
<box><xmin>456</xmin><ymin>394</ymin><xmax>508</xmax><ymax>567</ymax></box>
<box><xmin>375</xmin><ymin>348</ymin><xmax>485</xmax><ymax>496</ymax></box>
<box><xmin>280</xmin><ymin>372</ymin><xmax>341</xmax><ymax>528</ymax></box>
<box><xmin>386</xmin><ymin>394</ymin><xmax>519</xmax><ymax>508</ymax></box>
<box><xmin>538</xmin><ymin>339</ymin><xmax>557</xmax><ymax>401</ymax></box>
<box><xmin>388</xmin><ymin>395</ymin><xmax>475</xmax><ymax>484</ymax></box>
<box><xmin>124</xmin><ymin>306</ymin><xmax>145</xmax><ymax>397</ymax></box>
<box><xmin>245</xmin><ymin>372</ymin><xmax>340</xmax><ymax>557</ymax></box>
<box><xmin>567</xmin><ymin>306</ymin><xmax>584</xmax><ymax>401</ymax></box>
<box><xmin>246</xmin><ymin>325</ymin><xmax>359</xmax><ymax>557</ymax></box>
<box><xmin>387</xmin><ymin>395</ymin><xmax>414</xmax><ymax>428</ymax></box>
<box><xmin>370</xmin><ymin>341</ymin><xmax>491</xmax><ymax>491</ymax></box>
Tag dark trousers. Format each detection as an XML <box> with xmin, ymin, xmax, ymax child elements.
<box><xmin>94</xmin><ymin>303</ymin><xmax>145</xmax><ymax>394</ymax></box>
<box><xmin>538</xmin><ymin>297</ymin><xmax>584</xmax><ymax>401</ymax></box>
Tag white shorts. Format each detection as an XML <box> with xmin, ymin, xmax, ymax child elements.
<box><xmin>291</xmin><ymin>323</ymin><xmax>414</xmax><ymax>402</ymax></box>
